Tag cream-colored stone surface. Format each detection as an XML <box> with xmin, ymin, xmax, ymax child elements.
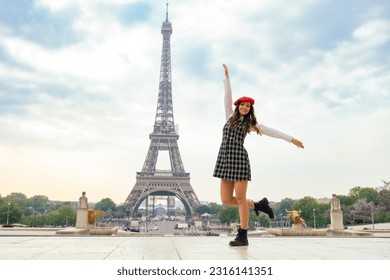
<box><xmin>75</xmin><ymin>209</ymin><xmax>88</xmax><ymax>229</ymax></box>
<box><xmin>330</xmin><ymin>210</ymin><xmax>344</xmax><ymax>230</ymax></box>
<box><xmin>0</xmin><ymin>235</ymin><xmax>389</xmax><ymax>260</ymax></box>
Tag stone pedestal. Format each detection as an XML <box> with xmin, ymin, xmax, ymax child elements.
<box><xmin>330</xmin><ymin>210</ymin><xmax>344</xmax><ymax>230</ymax></box>
<box><xmin>291</xmin><ymin>223</ymin><xmax>305</xmax><ymax>231</ymax></box>
<box><xmin>76</xmin><ymin>209</ymin><xmax>88</xmax><ymax>229</ymax></box>
<box><xmin>87</xmin><ymin>223</ymin><xmax>96</xmax><ymax>230</ymax></box>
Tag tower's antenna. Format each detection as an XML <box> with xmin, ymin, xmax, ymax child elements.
<box><xmin>166</xmin><ymin>0</ymin><xmax>169</xmax><ymax>21</ymax></box>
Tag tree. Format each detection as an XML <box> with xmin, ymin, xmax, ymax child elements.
<box><xmin>94</xmin><ymin>198</ymin><xmax>117</xmax><ymax>212</ymax></box>
<box><xmin>293</xmin><ymin>196</ymin><xmax>321</xmax><ymax>228</ymax></box>
<box><xmin>337</xmin><ymin>195</ymin><xmax>355</xmax><ymax>208</ymax></box>
<box><xmin>351</xmin><ymin>199</ymin><xmax>372</xmax><ymax>224</ymax></box>
<box><xmin>343</xmin><ymin>186</ymin><xmax>380</xmax><ymax>225</ymax></box>
<box><xmin>375</xmin><ymin>182</ymin><xmax>390</xmax><ymax>222</ymax></box>
<box><xmin>28</xmin><ymin>195</ymin><xmax>50</xmax><ymax>214</ymax></box>
<box><xmin>248</xmin><ymin>211</ymin><xmax>271</xmax><ymax>228</ymax></box>
<box><xmin>195</xmin><ymin>205</ymin><xmax>210</xmax><ymax>215</ymax></box>
<box><xmin>377</xmin><ymin>180</ymin><xmax>390</xmax><ymax>213</ymax></box>
<box><xmin>219</xmin><ymin>205</ymin><xmax>239</xmax><ymax>226</ymax></box>
<box><xmin>317</xmin><ymin>203</ymin><xmax>331</xmax><ymax>228</ymax></box>
<box><xmin>348</xmin><ymin>187</ymin><xmax>378</xmax><ymax>204</ymax></box>
<box><xmin>55</xmin><ymin>205</ymin><xmax>76</xmax><ymax>227</ymax></box>
<box><xmin>5</xmin><ymin>192</ymin><xmax>29</xmax><ymax>208</ymax></box>
<box><xmin>209</xmin><ymin>202</ymin><xmax>221</xmax><ymax>215</ymax></box>
<box><xmin>0</xmin><ymin>201</ymin><xmax>23</xmax><ymax>225</ymax></box>
<box><xmin>114</xmin><ymin>204</ymin><xmax>127</xmax><ymax>219</ymax></box>
<box><xmin>273</xmin><ymin>198</ymin><xmax>296</xmax><ymax>218</ymax></box>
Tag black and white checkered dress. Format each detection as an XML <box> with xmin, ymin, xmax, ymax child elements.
<box><xmin>213</xmin><ymin>118</ymin><xmax>251</xmax><ymax>181</ymax></box>
<box><xmin>213</xmin><ymin>78</ymin><xmax>292</xmax><ymax>182</ymax></box>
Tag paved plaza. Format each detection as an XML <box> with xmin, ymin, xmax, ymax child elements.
<box><xmin>1</xmin><ymin>229</ymin><xmax>389</xmax><ymax>280</ymax></box>
<box><xmin>0</xmin><ymin>232</ymin><xmax>389</xmax><ymax>260</ymax></box>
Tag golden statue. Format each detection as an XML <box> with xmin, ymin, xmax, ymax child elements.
<box><xmin>88</xmin><ymin>209</ymin><xmax>96</xmax><ymax>224</ymax></box>
<box><xmin>286</xmin><ymin>209</ymin><xmax>307</xmax><ymax>227</ymax></box>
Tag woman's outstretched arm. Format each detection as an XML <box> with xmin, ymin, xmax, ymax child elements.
<box><xmin>223</xmin><ymin>64</ymin><xmax>229</xmax><ymax>79</ymax></box>
<box><xmin>291</xmin><ymin>138</ymin><xmax>304</xmax><ymax>148</ymax></box>
<box><xmin>223</xmin><ymin>64</ymin><xmax>233</xmax><ymax>120</ymax></box>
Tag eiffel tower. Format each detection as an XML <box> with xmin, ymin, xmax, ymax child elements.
<box><xmin>125</xmin><ymin>3</ymin><xmax>200</xmax><ymax>220</ymax></box>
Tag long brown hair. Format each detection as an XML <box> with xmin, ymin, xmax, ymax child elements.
<box><xmin>228</xmin><ymin>103</ymin><xmax>260</xmax><ymax>135</ymax></box>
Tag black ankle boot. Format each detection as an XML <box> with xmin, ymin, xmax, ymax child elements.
<box><xmin>254</xmin><ymin>197</ymin><xmax>275</xmax><ymax>219</ymax></box>
<box><xmin>229</xmin><ymin>227</ymin><xmax>249</xmax><ymax>246</ymax></box>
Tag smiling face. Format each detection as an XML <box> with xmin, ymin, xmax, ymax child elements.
<box><xmin>238</xmin><ymin>101</ymin><xmax>251</xmax><ymax>116</ymax></box>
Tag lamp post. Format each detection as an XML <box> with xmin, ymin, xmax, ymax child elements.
<box><xmin>6</xmin><ymin>203</ymin><xmax>11</xmax><ymax>225</ymax></box>
<box><xmin>29</xmin><ymin>207</ymin><xmax>32</xmax><ymax>227</ymax></box>
<box><xmin>313</xmin><ymin>208</ymin><xmax>316</xmax><ymax>229</ymax></box>
<box><xmin>44</xmin><ymin>210</ymin><xmax>47</xmax><ymax>227</ymax></box>
<box><xmin>29</xmin><ymin>207</ymin><xmax>36</xmax><ymax>227</ymax></box>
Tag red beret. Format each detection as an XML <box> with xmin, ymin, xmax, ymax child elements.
<box><xmin>234</xmin><ymin>96</ymin><xmax>255</xmax><ymax>106</ymax></box>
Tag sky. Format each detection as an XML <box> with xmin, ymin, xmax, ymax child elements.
<box><xmin>0</xmin><ymin>0</ymin><xmax>389</xmax><ymax>205</ymax></box>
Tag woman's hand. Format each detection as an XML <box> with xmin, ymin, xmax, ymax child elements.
<box><xmin>223</xmin><ymin>64</ymin><xmax>229</xmax><ymax>79</ymax></box>
<box><xmin>291</xmin><ymin>138</ymin><xmax>304</xmax><ymax>149</ymax></box>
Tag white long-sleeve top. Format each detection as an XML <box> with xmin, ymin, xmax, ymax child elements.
<box><xmin>224</xmin><ymin>78</ymin><xmax>293</xmax><ymax>143</ymax></box>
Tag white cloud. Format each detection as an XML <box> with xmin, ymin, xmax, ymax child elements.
<box><xmin>353</xmin><ymin>19</ymin><xmax>390</xmax><ymax>42</ymax></box>
<box><xmin>37</xmin><ymin>0</ymin><xmax>77</xmax><ymax>12</ymax></box>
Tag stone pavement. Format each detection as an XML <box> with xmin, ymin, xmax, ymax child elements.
<box><xmin>0</xmin><ymin>234</ymin><xmax>389</xmax><ymax>260</ymax></box>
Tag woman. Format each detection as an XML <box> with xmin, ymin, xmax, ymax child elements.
<box><xmin>213</xmin><ymin>64</ymin><xmax>304</xmax><ymax>246</ymax></box>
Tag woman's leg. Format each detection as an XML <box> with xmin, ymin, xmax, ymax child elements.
<box><xmin>220</xmin><ymin>179</ymin><xmax>253</xmax><ymax>246</ymax></box>
<box><xmin>234</xmin><ymin>180</ymin><xmax>249</xmax><ymax>229</ymax></box>
<box><xmin>220</xmin><ymin>179</ymin><xmax>235</xmax><ymax>205</ymax></box>
<box><xmin>220</xmin><ymin>179</ymin><xmax>255</xmax><ymax>209</ymax></box>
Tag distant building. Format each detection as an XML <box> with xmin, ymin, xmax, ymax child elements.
<box><xmin>316</xmin><ymin>197</ymin><xmax>331</xmax><ymax>204</ymax></box>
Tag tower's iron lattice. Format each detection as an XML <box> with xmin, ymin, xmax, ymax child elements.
<box><xmin>125</xmin><ymin>4</ymin><xmax>200</xmax><ymax>220</ymax></box>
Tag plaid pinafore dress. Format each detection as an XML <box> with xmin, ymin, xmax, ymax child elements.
<box><xmin>213</xmin><ymin>117</ymin><xmax>251</xmax><ymax>181</ymax></box>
